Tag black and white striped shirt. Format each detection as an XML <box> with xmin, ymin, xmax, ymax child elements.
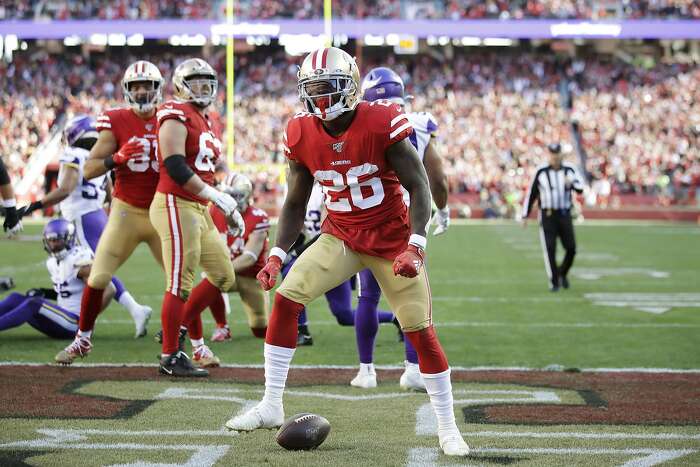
<box><xmin>523</xmin><ymin>163</ymin><xmax>584</xmax><ymax>217</ymax></box>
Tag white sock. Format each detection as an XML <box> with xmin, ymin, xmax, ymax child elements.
<box><xmin>191</xmin><ymin>338</ymin><xmax>204</xmax><ymax>348</ymax></box>
<box><xmin>77</xmin><ymin>330</ymin><xmax>92</xmax><ymax>340</ymax></box>
<box><xmin>405</xmin><ymin>361</ymin><xmax>420</xmax><ymax>371</ymax></box>
<box><xmin>422</xmin><ymin>368</ymin><xmax>457</xmax><ymax>433</ymax></box>
<box><xmin>118</xmin><ymin>291</ymin><xmax>141</xmax><ymax>317</ymax></box>
<box><xmin>262</xmin><ymin>343</ymin><xmax>295</xmax><ymax>407</ymax></box>
<box><xmin>359</xmin><ymin>362</ymin><xmax>376</xmax><ymax>374</ymax></box>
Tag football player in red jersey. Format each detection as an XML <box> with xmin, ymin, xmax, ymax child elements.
<box><xmin>185</xmin><ymin>173</ymin><xmax>270</xmax><ymax>357</ymax></box>
<box><xmin>226</xmin><ymin>47</ymin><xmax>470</xmax><ymax>456</ymax></box>
<box><xmin>151</xmin><ymin>58</ymin><xmax>244</xmax><ymax>377</ymax></box>
<box><xmin>54</xmin><ymin>60</ymin><xmax>164</xmax><ymax>365</ymax></box>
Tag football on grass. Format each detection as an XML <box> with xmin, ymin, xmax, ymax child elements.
<box><xmin>275</xmin><ymin>413</ymin><xmax>331</xmax><ymax>450</ymax></box>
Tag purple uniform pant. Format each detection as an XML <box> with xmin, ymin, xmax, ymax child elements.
<box><xmin>0</xmin><ymin>292</ymin><xmax>78</xmax><ymax>339</ymax></box>
<box><xmin>356</xmin><ymin>269</ymin><xmax>418</xmax><ymax>365</ymax></box>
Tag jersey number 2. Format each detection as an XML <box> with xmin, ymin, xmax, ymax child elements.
<box><xmin>314</xmin><ymin>164</ymin><xmax>384</xmax><ymax>212</ymax></box>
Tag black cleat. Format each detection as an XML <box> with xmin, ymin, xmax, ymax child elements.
<box><xmin>549</xmin><ymin>284</ymin><xmax>559</xmax><ymax>292</ymax></box>
<box><xmin>159</xmin><ymin>351</ymin><xmax>208</xmax><ymax>377</ymax></box>
<box><xmin>392</xmin><ymin>317</ymin><xmax>404</xmax><ymax>342</ymax></box>
<box><xmin>154</xmin><ymin>328</ymin><xmax>187</xmax><ymax>351</ymax></box>
<box><xmin>560</xmin><ymin>276</ymin><xmax>570</xmax><ymax>289</ymax></box>
<box><xmin>297</xmin><ymin>332</ymin><xmax>313</xmax><ymax>346</ymax></box>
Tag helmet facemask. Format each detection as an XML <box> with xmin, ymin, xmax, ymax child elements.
<box><xmin>298</xmin><ymin>75</ymin><xmax>358</xmax><ymax>121</ymax></box>
<box><xmin>183</xmin><ymin>74</ymin><xmax>218</xmax><ymax>108</ymax></box>
<box><xmin>43</xmin><ymin>225</ymin><xmax>75</xmax><ymax>261</ymax></box>
<box><xmin>123</xmin><ymin>79</ymin><xmax>162</xmax><ymax>113</ymax></box>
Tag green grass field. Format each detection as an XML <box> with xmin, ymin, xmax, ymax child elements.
<box><xmin>1</xmin><ymin>220</ymin><xmax>699</xmax><ymax>466</ymax></box>
<box><xmin>1</xmin><ymin>221</ymin><xmax>699</xmax><ymax>369</ymax></box>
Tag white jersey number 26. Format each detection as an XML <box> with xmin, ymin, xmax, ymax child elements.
<box><xmin>314</xmin><ymin>163</ymin><xmax>384</xmax><ymax>212</ymax></box>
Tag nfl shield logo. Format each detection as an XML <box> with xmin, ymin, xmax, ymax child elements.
<box><xmin>145</xmin><ymin>124</ymin><xmax>154</xmax><ymax>131</ymax></box>
<box><xmin>332</xmin><ymin>141</ymin><xmax>345</xmax><ymax>153</ymax></box>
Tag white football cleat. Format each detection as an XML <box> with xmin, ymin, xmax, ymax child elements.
<box><xmin>439</xmin><ymin>429</ymin><xmax>470</xmax><ymax>456</ymax></box>
<box><xmin>192</xmin><ymin>344</ymin><xmax>221</xmax><ymax>368</ymax></box>
<box><xmin>225</xmin><ymin>402</ymin><xmax>284</xmax><ymax>431</ymax></box>
<box><xmin>133</xmin><ymin>305</ymin><xmax>152</xmax><ymax>338</ymax></box>
<box><xmin>55</xmin><ymin>336</ymin><xmax>92</xmax><ymax>365</ymax></box>
<box><xmin>211</xmin><ymin>326</ymin><xmax>231</xmax><ymax>342</ymax></box>
<box><xmin>399</xmin><ymin>361</ymin><xmax>426</xmax><ymax>392</ymax></box>
<box><xmin>350</xmin><ymin>365</ymin><xmax>377</xmax><ymax>389</ymax></box>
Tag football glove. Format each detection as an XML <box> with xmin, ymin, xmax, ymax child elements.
<box><xmin>431</xmin><ymin>206</ymin><xmax>450</xmax><ymax>236</ymax></box>
<box><xmin>227</xmin><ymin>209</ymin><xmax>246</xmax><ymax>237</ymax></box>
<box><xmin>26</xmin><ymin>288</ymin><xmax>45</xmax><ymax>298</ymax></box>
<box><xmin>199</xmin><ymin>185</ymin><xmax>238</xmax><ymax>217</ymax></box>
<box><xmin>113</xmin><ymin>139</ymin><xmax>146</xmax><ymax>165</ymax></box>
<box><xmin>256</xmin><ymin>255</ymin><xmax>283</xmax><ymax>291</ymax></box>
<box><xmin>393</xmin><ymin>245</ymin><xmax>425</xmax><ymax>278</ymax></box>
<box><xmin>3</xmin><ymin>205</ymin><xmax>23</xmax><ymax>238</ymax></box>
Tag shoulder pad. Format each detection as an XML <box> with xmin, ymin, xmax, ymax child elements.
<box><xmin>285</xmin><ymin>115</ymin><xmax>305</xmax><ymax>149</ymax></box>
<box><xmin>157</xmin><ymin>101</ymin><xmax>188</xmax><ymax>124</ymax></box>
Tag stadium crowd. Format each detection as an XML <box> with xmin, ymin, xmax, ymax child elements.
<box><xmin>2</xmin><ymin>0</ymin><xmax>699</xmax><ymax>20</ymax></box>
<box><xmin>1</xmin><ymin>46</ymin><xmax>698</xmax><ymax>213</ymax></box>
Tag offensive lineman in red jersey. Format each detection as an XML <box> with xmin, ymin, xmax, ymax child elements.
<box><xmin>225</xmin><ymin>47</ymin><xmax>470</xmax><ymax>456</ymax></box>
<box><xmin>185</xmin><ymin>173</ymin><xmax>270</xmax><ymax>358</ymax></box>
<box><xmin>55</xmin><ymin>60</ymin><xmax>165</xmax><ymax>364</ymax></box>
<box><xmin>151</xmin><ymin>58</ymin><xmax>245</xmax><ymax>377</ymax></box>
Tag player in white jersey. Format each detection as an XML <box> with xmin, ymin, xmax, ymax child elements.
<box><xmin>17</xmin><ymin>115</ymin><xmax>151</xmax><ymax>338</ymax></box>
<box><xmin>0</xmin><ymin>219</ymin><xmax>114</xmax><ymax>339</ymax></box>
<box><xmin>343</xmin><ymin>67</ymin><xmax>451</xmax><ymax>390</ymax></box>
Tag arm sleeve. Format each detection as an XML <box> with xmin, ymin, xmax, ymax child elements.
<box><xmin>522</xmin><ymin>170</ymin><xmax>540</xmax><ymax>218</ymax></box>
<box><xmin>95</xmin><ymin>112</ymin><xmax>113</xmax><ymax>132</ymax></box>
<box><xmin>156</xmin><ymin>105</ymin><xmax>187</xmax><ymax>125</ymax></box>
<box><xmin>569</xmin><ymin>166</ymin><xmax>585</xmax><ymax>193</ymax></box>
<box><xmin>0</xmin><ymin>157</ymin><xmax>10</xmax><ymax>185</ymax></box>
<box><xmin>253</xmin><ymin>211</ymin><xmax>270</xmax><ymax>232</ymax></box>
<box><xmin>386</xmin><ymin>105</ymin><xmax>413</xmax><ymax>147</ymax></box>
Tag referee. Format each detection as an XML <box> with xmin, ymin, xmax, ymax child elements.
<box><xmin>522</xmin><ymin>143</ymin><xmax>585</xmax><ymax>291</ymax></box>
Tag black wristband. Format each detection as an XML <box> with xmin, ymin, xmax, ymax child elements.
<box><xmin>164</xmin><ymin>154</ymin><xmax>195</xmax><ymax>186</ymax></box>
<box><xmin>104</xmin><ymin>155</ymin><xmax>116</xmax><ymax>170</ymax></box>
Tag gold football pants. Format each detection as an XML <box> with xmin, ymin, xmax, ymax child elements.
<box><xmin>149</xmin><ymin>192</ymin><xmax>235</xmax><ymax>299</ymax></box>
<box><xmin>87</xmin><ymin>198</ymin><xmax>163</xmax><ymax>289</ymax></box>
<box><xmin>277</xmin><ymin>234</ymin><xmax>431</xmax><ymax>332</ymax></box>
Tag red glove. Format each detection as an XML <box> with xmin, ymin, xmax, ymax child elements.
<box><xmin>256</xmin><ymin>255</ymin><xmax>283</xmax><ymax>291</ymax></box>
<box><xmin>393</xmin><ymin>245</ymin><xmax>425</xmax><ymax>278</ymax></box>
<box><xmin>113</xmin><ymin>139</ymin><xmax>145</xmax><ymax>165</ymax></box>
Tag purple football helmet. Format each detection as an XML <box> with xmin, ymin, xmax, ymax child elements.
<box><xmin>43</xmin><ymin>219</ymin><xmax>76</xmax><ymax>260</ymax></box>
<box><xmin>64</xmin><ymin>115</ymin><xmax>98</xmax><ymax>147</ymax></box>
<box><xmin>361</xmin><ymin>67</ymin><xmax>406</xmax><ymax>105</ymax></box>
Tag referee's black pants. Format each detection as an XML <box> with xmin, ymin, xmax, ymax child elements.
<box><xmin>539</xmin><ymin>210</ymin><xmax>576</xmax><ymax>288</ymax></box>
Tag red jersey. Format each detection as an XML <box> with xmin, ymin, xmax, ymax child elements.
<box><xmin>283</xmin><ymin>100</ymin><xmax>413</xmax><ymax>259</ymax></box>
<box><xmin>210</xmin><ymin>204</ymin><xmax>270</xmax><ymax>277</ymax></box>
<box><xmin>95</xmin><ymin>107</ymin><xmax>159</xmax><ymax>209</ymax></box>
<box><xmin>155</xmin><ymin>101</ymin><xmax>221</xmax><ymax>205</ymax></box>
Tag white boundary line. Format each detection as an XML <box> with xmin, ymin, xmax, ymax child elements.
<box><xmin>1</xmin><ymin>361</ymin><xmax>700</xmax><ymax>373</ymax></box>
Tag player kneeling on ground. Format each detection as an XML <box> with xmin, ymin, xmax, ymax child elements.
<box><xmin>0</xmin><ymin>219</ymin><xmax>114</xmax><ymax>344</ymax></box>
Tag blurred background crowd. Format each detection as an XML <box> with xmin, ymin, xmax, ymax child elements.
<box><xmin>2</xmin><ymin>0</ymin><xmax>700</xmax><ymax>20</ymax></box>
<box><xmin>2</xmin><ymin>42</ymin><xmax>698</xmax><ymax>216</ymax></box>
